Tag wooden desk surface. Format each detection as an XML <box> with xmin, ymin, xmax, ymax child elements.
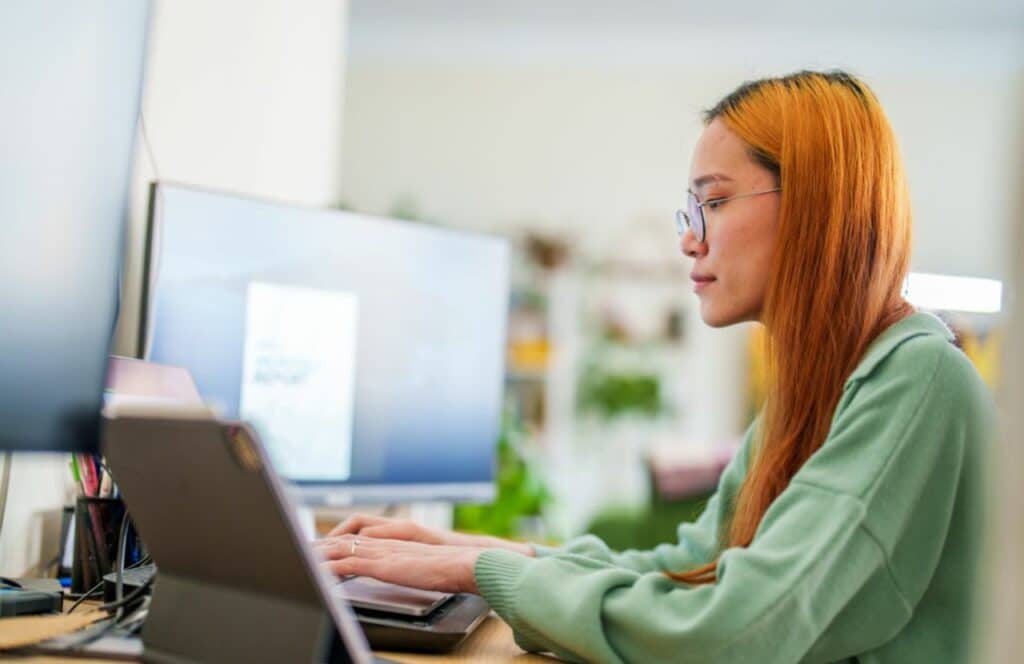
<box><xmin>378</xmin><ymin>616</ymin><xmax>557</xmax><ymax>663</ymax></box>
<box><xmin>5</xmin><ymin>614</ymin><xmax>559</xmax><ymax>663</ymax></box>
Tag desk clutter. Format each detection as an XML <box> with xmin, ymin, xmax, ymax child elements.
<box><xmin>0</xmin><ymin>408</ymin><xmax>491</xmax><ymax>662</ymax></box>
<box><xmin>0</xmin><ymin>580</ymin><xmax>62</xmax><ymax>618</ymax></box>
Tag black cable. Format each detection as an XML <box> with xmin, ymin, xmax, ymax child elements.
<box><xmin>114</xmin><ymin>595</ymin><xmax>150</xmax><ymax>632</ymax></box>
<box><xmin>94</xmin><ymin>574</ymin><xmax>153</xmax><ymax>613</ymax></box>
<box><xmin>114</xmin><ymin>511</ymin><xmax>130</xmax><ymax>621</ymax></box>
<box><xmin>67</xmin><ymin>581</ymin><xmax>105</xmax><ymax>613</ymax></box>
<box><xmin>67</xmin><ymin>554</ymin><xmax>151</xmax><ymax>613</ymax></box>
<box><xmin>60</xmin><ymin>574</ymin><xmax>155</xmax><ymax>652</ymax></box>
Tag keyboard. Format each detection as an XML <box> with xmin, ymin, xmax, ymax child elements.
<box><xmin>331</xmin><ymin>577</ymin><xmax>490</xmax><ymax>652</ymax></box>
<box><xmin>332</xmin><ymin>576</ymin><xmax>452</xmax><ymax>616</ymax></box>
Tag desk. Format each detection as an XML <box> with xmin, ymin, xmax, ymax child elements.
<box><xmin>5</xmin><ymin>615</ymin><xmax>559</xmax><ymax>663</ymax></box>
<box><xmin>380</xmin><ymin>616</ymin><xmax>556</xmax><ymax>663</ymax></box>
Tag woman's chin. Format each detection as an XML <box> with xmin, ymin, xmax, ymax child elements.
<box><xmin>699</xmin><ymin>300</ymin><xmax>745</xmax><ymax>328</ymax></box>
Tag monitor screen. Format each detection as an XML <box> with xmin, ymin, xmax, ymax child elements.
<box><xmin>141</xmin><ymin>183</ymin><xmax>509</xmax><ymax>504</ymax></box>
<box><xmin>0</xmin><ymin>0</ymin><xmax>150</xmax><ymax>452</ymax></box>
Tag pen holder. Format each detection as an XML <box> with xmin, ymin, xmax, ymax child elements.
<box><xmin>71</xmin><ymin>496</ymin><xmax>144</xmax><ymax>595</ymax></box>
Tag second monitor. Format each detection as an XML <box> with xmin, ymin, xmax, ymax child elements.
<box><xmin>139</xmin><ymin>183</ymin><xmax>509</xmax><ymax>505</ymax></box>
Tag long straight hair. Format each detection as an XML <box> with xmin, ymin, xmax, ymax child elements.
<box><xmin>670</xmin><ymin>71</ymin><xmax>914</xmax><ymax>584</ymax></box>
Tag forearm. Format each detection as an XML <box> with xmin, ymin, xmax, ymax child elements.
<box><xmin>474</xmin><ymin>489</ymin><xmax>900</xmax><ymax>664</ymax></box>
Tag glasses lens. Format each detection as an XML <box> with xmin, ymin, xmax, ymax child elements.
<box><xmin>674</xmin><ymin>209</ymin><xmax>687</xmax><ymax>236</ymax></box>
<box><xmin>687</xmin><ymin>192</ymin><xmax>704</xmax><ymax>241</ymax></box>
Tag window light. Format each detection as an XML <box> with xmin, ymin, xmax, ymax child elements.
<box><xmin>904</xmin><ymin>272</ymin><xmax>1003</xmax><ymax>314</ymax></box>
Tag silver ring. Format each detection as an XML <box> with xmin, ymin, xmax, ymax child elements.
<box><xmin>350</xmin><ymin>537</ymin><xmax>359</xmax><ymax>556</ymax></box>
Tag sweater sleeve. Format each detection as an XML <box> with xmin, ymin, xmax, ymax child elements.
<box><xmin>475</xmin><ymin>336</ymin><xmax>991</xmax><ymax>663</ymax></box>
<box><xmin>530</xmin><ymin>425</ymin><xmax>754</xmax><ymax>575</ymax></box>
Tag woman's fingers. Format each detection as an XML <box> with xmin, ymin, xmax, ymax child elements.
<box><xmin>327</xmin><ymin>513</ymin><xmax>386</xmax><ymax>538</ymax></box>
<box><xmin>314</xmin><ymin>534</ymin><xmax>421</xmax><ymax>561</ymax></box>
<box><xmin>359</xmin><ymin>523</ymin><xmax>403</xmax><ymax>539</ymax></box>
<box><xmin>322</xmin><ymin>545</ymin><xmax>482</xmax><ymax>594</ymax></box>
<box><xmin>328</xmin><ymin>517</ymin><xmax>441</xmax><ymax>545</ymax></box>
<box><xmin>315</xmin><ymin>534</ymin><xmax>369</xmax><ymax>560</ymax></box>
<box><xmin>324</xmin><ymin>556</ymin><xmax>379</xmax><ymax>578</ymax></box>
<box><xmin>359</xmin><ymin>522</ymin><xmax>437</xmax><ymax>543</ymax></box>
<box><xmin>312</xmin><ymin>535</ymin><xmax>350</xmax><ymax>558</ymax></box>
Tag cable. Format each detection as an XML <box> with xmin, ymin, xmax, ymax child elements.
<box><xmin>113</xmin><ymin>512</ymin><xmax>130</xmax><ymax>621</ymax></box>
<box><xmin>67</xmin><ymin>581</ymin><xmax>105</xmax><ymax>613</ymax></box>
<box><xmin>67</xmin><ymin>554</ymin><xmax>151</xmax><ymax>613</ymax></box>
<box><xmin>94</xmin><ymin>574</ymin><xmax>153</xmax><ymax>614</ymax></box>
<box><xmin>0</xmin><ymin>452</ymin><xmax>12</xmax><ymax>540</ymax></box>
<box><xmin>60</xmin><ymin>587</ymin><xmax>154</xmax><ymax>654</ymax></box>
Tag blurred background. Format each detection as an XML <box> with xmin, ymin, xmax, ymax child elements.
<box><xmin>335</xmin><ymin>0</ymin><xmax>1023</xmax><ymax>542</ymax></box>
<box><xmin>2</xmin><ymin>0</ymin><xmax>1022</xmax><ymax>653</ymax></box>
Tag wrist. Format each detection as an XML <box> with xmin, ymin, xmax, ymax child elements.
<box><xmin>463</xmin><ymin>549</ymin><xmax>482</xmax><ymax>594</ymax></box>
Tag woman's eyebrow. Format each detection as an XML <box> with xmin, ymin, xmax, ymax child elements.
<box><xmin>690</xmin><ymin>173</ymin><xmax>734</xmax><ymax>190</ymax></box>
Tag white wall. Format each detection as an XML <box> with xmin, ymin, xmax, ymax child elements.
<box><xmin>114</xmin><ymin>0</ymin><xmax>350</xmax><ymax>356</ymax></box>
<box><xmin>0</xmin><ymin>0</ymin><xmax>350</xmax><ymax>577</ymax></box>
<box><xmin>338</xmin><ymin>22</ymin><xmax>1024</xmax><ymax>442</ymax></box>
<box><xmin>341</xmin><ymin>30</ymin><xmax>1023</xmax><ymax>281</ymax></box>
<box><xmin>337</xmin><ymin>13</ymin><xmax>1023</xmax><ymax>531</ymax></box>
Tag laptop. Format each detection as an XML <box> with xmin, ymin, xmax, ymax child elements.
<box><xmin>100</xmin><ymin>406</ymin><xmax>390</xmax><ymax>663</ymax></box>
<box><xmin>101</xmin><ymin>406</ymin><xmax>489</xmax><ymax>659</ymax></box>
<box><xmin>101</xmin><ymin>359</ymin><xmax>489</xmax><ymax>648</ymax></box>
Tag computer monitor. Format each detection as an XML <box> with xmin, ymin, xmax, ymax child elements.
<box><xmin>0</xmin><ymin>0</ymin><xmax>150</xmax><ymax>452</ymax></box>
<box><xmin>140</xmin><ymin>183</ymin><xmax>509</xmax><ymax>505</ymax></box>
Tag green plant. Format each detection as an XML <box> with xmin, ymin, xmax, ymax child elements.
<box><xmin>453</xmin><ymin>412</ymin><xmax>551</xmax><ymax>538</ymax></box>
<box><xmin>577</xmin><ymin>367</ymin><xmax>662</xmax><ymax>419</ymax></box>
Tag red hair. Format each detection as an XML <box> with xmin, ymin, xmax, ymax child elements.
<box><xmin>670</xmin><ymin>71</ymin><xmax>914</xmax><ymax>584</ymax></box>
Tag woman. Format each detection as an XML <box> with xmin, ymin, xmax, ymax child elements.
<box><xmin>314</xmin><ymin>70</ymin><xmax>993</xmax><ymax>663</ymax></box>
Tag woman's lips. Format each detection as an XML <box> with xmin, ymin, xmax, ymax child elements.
<box><xmin>691</xmin><ymin>273</ymin><xmax>716</xmax><ymax>293</ymax></box>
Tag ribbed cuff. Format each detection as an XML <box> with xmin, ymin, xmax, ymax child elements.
<box><xmin>474</xmin><ymin>549</ymin><xmax>552</xmax><ymax>654</ymax></box>
<box><xmin>474</xmin><ymin>548</ymin><xmax>532</xmax><ymax>621</ymax></box>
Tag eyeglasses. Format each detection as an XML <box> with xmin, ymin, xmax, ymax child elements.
<box><xmin>675</xmin><ymin>188</ymin><xmax>782</xmax><ymax>242</ymax></box>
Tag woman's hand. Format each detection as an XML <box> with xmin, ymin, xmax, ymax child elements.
<box><xmin>313</xmin><ymin>535</ymin><xmax>482</xmax><ymax>594</ymax></box>
<box><xmin>326</xmin><ymin>514</ymin><xmax>535</xmax><ymax>557</ymax></box>
<box><xmin>327</xmin><ymin>514</ymin><xmax>451</xmax><ymax>545</ymax></box>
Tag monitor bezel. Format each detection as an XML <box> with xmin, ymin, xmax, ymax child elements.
<box><xmin>137</xmin><ymin>181</ymin><xmax>507</xmax><ymax>505</ymax></box>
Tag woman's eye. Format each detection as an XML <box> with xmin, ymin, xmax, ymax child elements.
<box><xmin>705</xmin><ymin>198</ymin><xmax>727</xmax><ymax>210</ymax></box>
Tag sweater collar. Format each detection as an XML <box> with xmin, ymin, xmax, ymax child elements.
<box><xmin>845</xmin><ymin>311</ymin><xmax>955</xmax><ymax>385</ymax></box>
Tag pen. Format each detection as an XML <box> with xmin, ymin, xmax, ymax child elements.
<box><xmin>70</xmin><ymin>456</ymin><xmax>86</xmax><ymax>496</ymax></box>
<box><xmin>99</xmin><ymin>467</ymin><xmax>113</xmax><ymax>498</ymax></box>
<box><xmin>76</xmin><ymin>453</ymin><xmax>98</xmax><ymax>496</ymax></box>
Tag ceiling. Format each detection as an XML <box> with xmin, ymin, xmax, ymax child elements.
<box><xmin>351</xmin><ymin>0</ymin><xmax>1024</xmax><ymax>33</ymax></box>
<box><xmin>347</xmin><ymin>1</ymin><xmax>1024</xmax><ymax>74</ymax></box>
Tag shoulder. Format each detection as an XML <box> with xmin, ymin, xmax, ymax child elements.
<box><xmin>845</xmin><ymin>314</ymin><xmax>991</xmax><ymax>419</ymax></box>
<box><xmin>795</xmin><ymin>313</ymin><xmax>993</xmax><ymax>498</ymax></box>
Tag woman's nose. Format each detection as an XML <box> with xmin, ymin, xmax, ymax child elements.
<box><xmin>681</xmin><ymin>226</ymin><xmax>706</xmax><ymax>259</ymax></box>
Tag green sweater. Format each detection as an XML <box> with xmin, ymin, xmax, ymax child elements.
<box><xmin>475</xmin><ymin>312</ymin><xmax>993</xmax><ymax>663</ymax></box>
